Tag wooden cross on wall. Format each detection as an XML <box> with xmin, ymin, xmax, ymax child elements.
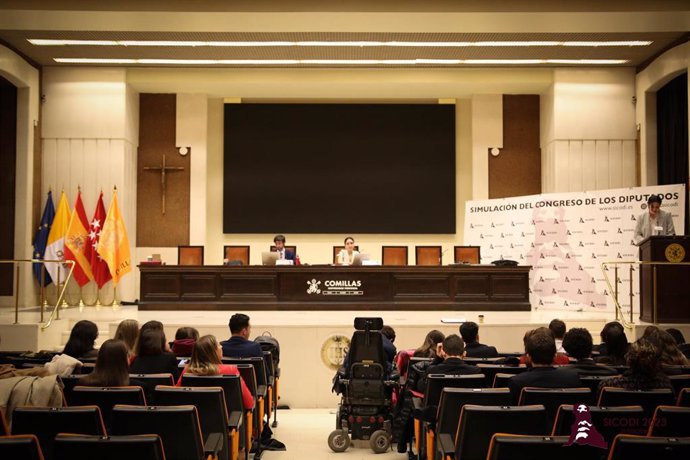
<box><xmin>143</xmin><ymin>154</ymin><xmax>184</xmax><ymax>214</ymax></box>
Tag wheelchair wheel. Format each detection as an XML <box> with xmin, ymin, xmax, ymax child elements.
<box><xmin>369</xmin><ymin>429</ymin><xmax>390</xmax><ymax>454</ymax></box>
<box><xmin>328</xmin><ymin>429</ymin><xmax>350</xmax><ymax>452</ymax></box>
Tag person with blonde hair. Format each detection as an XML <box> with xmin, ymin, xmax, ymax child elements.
<box><xmin>114</xmin><ymin>319</ymin><xmax>139</xmax><ymax>356</ymax></box>
<box><xmin>178</xmin><ymin>334</ymin><xmax>254</xmax><ymax>409</ymax></box>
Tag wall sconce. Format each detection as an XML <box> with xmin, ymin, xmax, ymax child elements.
<box><xmin>490</xmin><ymin>147</ymin><xmax>501</xmax><ymax>157</ymax></box>
<box><xmin>177</xmin><ymin>146</ymin><xmax>191</xmax><ymax>156</ymax></box>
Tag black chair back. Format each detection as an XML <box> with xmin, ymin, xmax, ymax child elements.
<box><xmin>425</xmin><ymin>374</ymin><xmax>487</xmax><ymax>408</ymax></box>
<box><xmin>129</xmin><ymin>373</ymin><xmax>175</xmax><ymax>403</ymax></box>
<box><xmin>111</xmin><ymin>405</ymin><xmax>206</xmax><ymax>460</ymax></box>
<box><xmin>487</xmin><ymin>434</ymin><xmax>604</xmax><ymax>460</ymax></box>
<box><xmin>53</xmin><ymin>434</ymin><xmax>165</xmax><ymax>460</ymax></box>
<box><xmin>0</xmin><ymin>435</ymin><xmax>44</xmax><ymax>460</ymax></box>
<box><xmin>608</xmin><ymin>434</ymin><xmax>690</xmax><ymax>460</ymax></box>
<box><xmin>58</xmin><ymin>375</ymin><xmax>82</xmax><ymax>405</ymax></box>
<box><xmin>648</xmin><ymin>406</ymin><xmax>690</xmax><ymax>437</ymax></box>
<box><xmin>553</xmin><ymin>404</ymin><xmax>645</xmax><ymax>445</ymax></box>
<box><xmin>455</xmin><ymin>405</ymin><xmax>550</xmax><ymax>460</ymax></box>
<box><xmin>476</xmin><ymin>364</ymin><xmax>527</xmax><ymax>387</ymax></box>
<box><xmin>579</xmin><ymin>374</ymin><xmax>621</xmax><ymax>398</ymax></box>
<box><xmin>669</xmin><ymin>374</ymin><xmax>690</xmax><ymax>395</ymax></box>
<box><xmin>70</xmin><ymin>386</ymin><xmax>146</xmax><ymax>429</ymax></box>
<box><xmin>519</xmin><ymin>387</ymin><xmax>593</xmax><ymax>426</ymax></box>
<box><xmin>12</xmin><ymin>406</ymin><xmax>106</xmax><ymax>460</ymax></box>
<box><xmin>678</xmin><ymin>387</ymin><xmax>690</xmax><ymax>407</ymax></box>
<box><xmin>598</xmin><ymin>387</ymin><xmax>675</xmax><ymax>418</ymax></box>
<box><xmin>436</xmin><ymin>388</ymin><xmax>511</xmax><ymax>445</ymax></box>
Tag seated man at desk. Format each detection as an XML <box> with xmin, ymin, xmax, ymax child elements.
<box><xmin>336</xmin><ymin>236</ymin><xmax>359</xmax><ymax>265</ymax></box>
<box><xmin>272</xmin><ymin>234</ymin><xmax>296</xmax><ymax>262</ymax></box>
<box><xmin>634</xmin><ymin>194</ymin><xmax>675</xmax><ymax>245</ymax></box>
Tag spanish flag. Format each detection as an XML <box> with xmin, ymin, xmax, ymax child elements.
<box><xmin>64</xmin><ymin>191</ymin><xmax>94</xmax><ymax>287</ymax></box>
<box><xmin>44</xmin><ymin>191</ymin><xmax>71</xmax><ymax>285</ymax></box>
<box><xmin>97</xmin><ymin>189</ymin><xmax>131</xmax><ymax>286</ymax></box>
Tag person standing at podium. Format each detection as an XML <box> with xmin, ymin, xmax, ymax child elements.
<box><xmin>633</xmin><ymin>194</ymin><xmax>675</xmax><ymax>245</ymax></box>
<box><xmin>337</xmin><ymin>236</ymin><xmax>359</xmax><ymax>265</ymax></box>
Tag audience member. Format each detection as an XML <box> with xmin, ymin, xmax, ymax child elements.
<box><xmin>130</xmin><ymin>325</ymin><xmax>180</xmax><ymax>379</ymax></box>
<box><xmin>62</xmin><ymin>320</ymin><xmax>99</xmax><ymax>359</ymax></box>
<box><xmin>171</xmin><ymin>326</ymin><xmax>199</xmax><ymax>357</ymax></box>
<box><xmin>221</xmin><ymin>313</ymin><xmax>263</xmax><ymax>358</ymax></box>
<box><xmin>415</xmin><ymin>334</ymin><xmax>481</xmax><ymax>393</ymax></box>
<box><xmin>642</xmin><ymin>326</ymin><xmax>690</xmax><ymax>366</ymax></box>
<box><xmin>509</xmin><ymin>328</ymin><xmax>581</xmax><ymax>404</ymax></box>
<box><xmin>113</xmin><ymin>319</ymin><xmax>139</xmax><ymax>357</ymax></box>
<box><xmin>413</xmin><ymin>330</ymin><xmax>445</xmax><ymax>358</ymax></box>
<box><xmin>666</xmin><ymin>328</ymin><xmax>690</xmax><ymax>359</ymax></box>
<box><xmin>380</xmin><ymin>325</ymin><xmax>397</xmax><ymax>364</ymax></box>
<box><xmin>519</xmin><ymin>328</ymin><xmax>569</xmax><ymax>365</ymax></box>
<box><xmin>598</xmin><ymin>338</ymin><xmax>673</xmax><ymax>392</ymax></box>
<box><xmin>549</xmin><ymin>319</ymin><xmax>567</xmax><ymax>353</ymax></box>
<box><xmin>562</xmin><ymin>328</ymin><xmax>617</xmax><ymax>376</ymax></box>
<box><xmin>79</xmin><ymin>339</ymin><xmax>131</xmax><ymax>387</ymax></box>
<box><xmin>177</xmin><ymin>335</ymin><xmax>254</xmax><ymax>409</ymax></box>
<box><xmin>459</xmin><ymin>321</ymin><xmax>498</xmax><ymax>358</ymax></box>
<box><xmin>593</xmin><ymin>321</ymin><xmax>629</xmax><ymax>366</ymax></box>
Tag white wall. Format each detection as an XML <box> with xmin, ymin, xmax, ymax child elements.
<box><xmin>541</xmin><ymin>68</ymin><xmax>638</xmax><ymax>193</ymax></box>
<box><xmin>0</xmin><ymin>44</ymin><xmax>40</xmax><ymax>307</ymax></box>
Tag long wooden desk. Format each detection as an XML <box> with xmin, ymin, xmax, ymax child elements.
<box><xmin>138</xmin><ymin>265</ymin><xmax>531</xmax><ymax>311</ymax></box>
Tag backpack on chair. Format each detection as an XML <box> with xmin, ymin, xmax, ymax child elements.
<box><xmin>254</xmin><ymin>332</ymin><xmax>280</xmax><ymax>371</ymax></box>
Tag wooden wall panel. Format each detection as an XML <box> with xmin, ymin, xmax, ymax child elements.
<box><xmin>489</xmin><ymin>95</ymin><xmax>541</xmax><ymax>198</ymax></box>
<box><xmin>137</xmin><ymin>94</ymin><xmax>190</xmax><ymax>247</ymax></box>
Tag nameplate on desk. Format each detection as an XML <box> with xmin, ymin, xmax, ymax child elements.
<box><xmin>276</xmin><ymin>259</ymin><xmax>294</xmax><ymax>266</ymax></box>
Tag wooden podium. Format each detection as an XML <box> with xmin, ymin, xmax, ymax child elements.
<box><xmin>638</xmin><ymin>235</ymin><xmax>690</xmax><ymax>323</ymax></box>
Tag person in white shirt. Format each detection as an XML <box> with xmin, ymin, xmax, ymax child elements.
<box><xmin>337</xmin><ymin>236</ymin><xmax>359</xmax><ymax>265</ymax></box>
<box><xmin>633</xmin><ymin>195</ymin><xmax>676</xmax><ymax>245</ymax></box>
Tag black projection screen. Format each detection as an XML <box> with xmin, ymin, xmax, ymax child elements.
<box><xmin>223</xmin><ymin>103</ymin><xmax>455</xmax><ymax>234</ymax></box>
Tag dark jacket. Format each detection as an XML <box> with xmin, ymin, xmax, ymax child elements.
<box><xmin>464</xmin><ymin>342</ymin><xmax>499</xmax><ymax>358</ymax></box>
<box><xmin>220</xmin><ymin>335</ymin><xmax>264</xmax><ymax>358</ymax></box>
<box><xmin>129</xmin><ymin>352</ymin><xmax>180</xmax><ymax>380</ymax></box>
<box><xmin>416</xmin><ymin>357</ymin><xmax>482</xmax><ymax>393</ymax></box>
<box><xmin>508</xmin><ymin>366</ymin><xmax>581</xmax><ymax>404</ymax></box>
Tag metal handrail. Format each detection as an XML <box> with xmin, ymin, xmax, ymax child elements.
<box><xmin>600</xmin><ymin>260</ymin><xmax>690</xmax><ymax>329</ymax></box>
<box><xmin>0</xmin><ymin>258</ymin><xmax>75</xmax><ymax>329</ymax></box>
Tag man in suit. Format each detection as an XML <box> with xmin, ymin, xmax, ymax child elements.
<box><xmin>272</xmin><ymin>234</ymin><xmax>296</xmax><ymax>262</ymax></box>
<box><xmin>220</xmin><ymin>313</ymin><xmax>263</xmax><ymax>358</ymax></box>
<box><xmin>459</xmin><ymin>321</ymin><xmax>498</xmax><ymax>358</ymax></box>
<box><xmin>562</xmin><ymin>327</ymin><xmax>618</xmax><ymax>376</ymax></box>
<box><xmin>633</xmin><ymin>194</ymin><xmax>675</xmax><ymax>245</ymax></box>
<box><xmin>508</xmin><ymin>328</ymin><xmax>581</xmax><ymax>403</ymax></box>
<box><xmin>415</xmin><ymin>334</ymin><xmax>482</xmax><ymax>393</ymax></box>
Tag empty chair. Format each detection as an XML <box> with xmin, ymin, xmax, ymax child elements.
<box><xmin>222</xmin><ymin>357</ymin><xmax>269</xmax><ymax>421</ymax></box>
<box><xmin>69</xmin><ymin>386</ymin><xmax>146</xmax><ymax>429</ymax></box>
<box><xmin>155</xmin><ymin>385</ymin><xmax>239</xmax><ymax>460</ymax></box>
<box><xmin>415</xmin><ymin>246</ymin><xmax>443</xmax><ymax>266</ymax></box>
<box><xmin>59</xmin><ymin>375</ymin><xmax>83</xmax><ymax>405</ymax></box>
<box><xmin>432</xmin><ymin>388</ymin><xmax>511</xmax><ymax>460</ymax></box>
<box><xmin>130</xmin><ymin>373</ymin><xmax>174</xmax><ymax>403</ymax></box>
<box><xmin>486</xmin><ymin>434</ymin><xmax>604</xmax><ymax>460</ymax></box>
<box><xmin>454</xmin><ymin>246</ymin><xmax>480</xmax><ymax>264</ymax></box>
<box><xmin>111</xmin><ymin>404</ymin><xmax>221</xmax><ymax>460</ymax></box>
<box><xmin>12</xmin><ymin>406</ymin><xmax>106</xmax><ymax>460</ymax></box>
<box><xmin>519</xmin><ymin>387</ymin><xmax>593</xmax><ymax>426</ymax></box>
<box><xmin>439</xmin><ymin>405</ymin><xmax>550</xmax><ymax>460</ymax></box>
<box><xmin>53</xmin><ymin>434</ymin><xmax>165</xmax><ymax>460</ymax></box>
<box><xmin>669</xmin><ymin>375</ymin><xmax>690</xmax><ymax>396</ymax></box>
<box><xmin>647</xmin><ymin>406</ymin><xmax>690</xmax><ymax>437</ymax></box>
<box><xmin>553</xmin><ymin>404</ymin><xmax>644</xmax><ymax>446</ymax></box>
<box><xmin>608</xmin><ymin>434</ymin><xmax>690</xmax><ymax>460</ymax></box>
<box><xmin>598</xmin><ymin>387</ymin><xmax>675</xmax><ymax>418</ymax></box>
<box><xmin>678</xmin><ymin>387</ymin><xmax>690</xmax><ymax>407</ymax></box>
<box><xmin>579</xmin><ymin>374</ymin><xmax>620</xmax><ymax>399</ymax></box>
<box><xmin>381</xmin><ymin>246</ymin><xmax>408</xmax><ymax>266</ymax></box>
<box><xmin>178</xmin><ymin>245</ymin><xmax>204</xmax><ymax>265</ymax></box>
<box><xmin>0</xmin><ymin>434</ymin><xmax>45</xmax><ymax>460</ymax></box>
<box><xmin>494</xmin><ymin>373</ymin><xmax>518</xmax><ymax>388</ymax></box>
<box><xmin>475</xmin><ymin>364</ymin><xmax>527</xmax><ymax>387</ymax></box>
<box><xmin>224</xmin><ymin>245</ymin><xmax>250</xmax><ymax>266</ymax></box>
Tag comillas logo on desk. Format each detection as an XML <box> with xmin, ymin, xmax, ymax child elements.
<box><xmin>306</xmin><ymin>279</ymin><xmax>364</xmax><ymax>296</ymax></box>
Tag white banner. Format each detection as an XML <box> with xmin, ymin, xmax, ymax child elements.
<box><xmin>464</xmin><ymin>185</ymin><xmax>685</xmax><ymax>312</ymax></box>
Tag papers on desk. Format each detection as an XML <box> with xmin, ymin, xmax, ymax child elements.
<box><xmin>441</xmin><ymin>317</ymin><xmax>467</xmax><ymax>324</ymax></box>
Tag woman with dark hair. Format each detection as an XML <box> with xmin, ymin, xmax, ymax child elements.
<box><xmin>598</xmin><ymin>338</ymin><xmax>673</xmax><ymax>392</ymax></box>
<box><xmin>129</xmin><ymin>325</ymin><xmax>180</xmax><ymax>379</ymax></box>
<box><xmin>79</xmin><ymin>339</ymin><xmax>130</xmax><ymax>387</ymax></box>
<box><xmin>63</xmin><ymin>320</ymin><xmax>99</xmax><ymax>358</ymax></box>
<box><xmin>643</xmin><ymin>326</ymin><xmax>689</xmax><ymax>366</ymax></box>
<box><xmin>171</xmin><ymin>326</ymin><xmax>199</xmax><ymax>357</ymax></box>
<box><xmin>594</xmin><ymin>321</ymin><xmax>629</xmax><ymax>366</ymax></box>
<box><xmin>114</xmin><ymin>319</ymin><xmax>139</xmax><ymax>357</ymax></box>
<box><xmin>177</xmin><ymin>335</ymin><xmax>254</xmax><ymax>409</ymax></box>
<box><xmin>413</xmin><ymin>330</ymin><xmax>445</xmax><ymax>358</ymax></box>
<box><xmin>336</xmin><ymin>236</ymin><xmax>359</xmax><ymax>265</ymax></box>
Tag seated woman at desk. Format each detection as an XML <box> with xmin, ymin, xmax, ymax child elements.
<box><xmin>337</xmin><ymin>236</ymin><xmax>359</xmax><ymax>265</ymax></box>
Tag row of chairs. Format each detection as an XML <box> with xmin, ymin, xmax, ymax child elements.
<box><xmin>181</xmin><ymin>244</ymin><xmax>482</xmax><ymax>265</ymax></box>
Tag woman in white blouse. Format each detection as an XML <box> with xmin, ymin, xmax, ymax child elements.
<box><xmin>337</xmin><ymin>236</ymin><xmax>359</xmax><ymax>265</ymax></box>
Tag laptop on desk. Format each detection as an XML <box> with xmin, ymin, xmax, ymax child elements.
<box><xmin>261</xmin><ymin>251</ymin><xmax>279</xmax><ymax>266</ymax></box>
<box><xmin>351</xmin><ymin>253</ymin><xmax>370</xmax><ymax>266</ymax></box>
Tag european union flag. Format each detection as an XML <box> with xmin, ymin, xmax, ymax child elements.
<box><xmin>32</xmin><ymin>191</ymin><xmax>55</xmax><ymax>286</ymax></box>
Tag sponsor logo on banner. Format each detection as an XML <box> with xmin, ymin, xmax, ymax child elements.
<box><xmin>464</xmin><ymin>185</ymin><xmax>685</xmax><ymax>311</ymax></box>
<box><xmin>307</xmin><ymin>278</ymin><xmax>364</xmax><ymax>296</ymax></box>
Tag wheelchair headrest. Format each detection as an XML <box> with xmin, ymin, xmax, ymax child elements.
<box><xmin>354</xmin><ymin>317</ymin><xmax>383</xmax><ymax>331</ymax></box>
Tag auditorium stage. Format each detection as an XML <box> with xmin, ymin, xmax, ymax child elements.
<box><xmin>2</xmin><ymin>305</ymin><xmax>687</xmax><ymax>408</ymax></box>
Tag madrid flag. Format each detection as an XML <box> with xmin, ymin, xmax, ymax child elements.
<box><xmin>85</xmin><ymin>192</ymin><xmax>112</xmax><ymax>288</ymax></box>
<box><xmin>64</xmin><ymin>191</ymin><xmax>94</xmax><ymax>287</ymax></box>
<box><xmin>97</xmin><ymin>190</ymin><xmax>131</xmax><ymax>286</ymax></box>
<box><xmin>44</xmin><ymin>191</ymin><xmax>71</xmax><ymax>284</ymax></box>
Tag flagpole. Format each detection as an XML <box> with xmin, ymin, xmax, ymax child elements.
<box><xmin>40</xmin><ymin>265</ymin><xmax>46</xmax><ymax>323</ymax></box>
